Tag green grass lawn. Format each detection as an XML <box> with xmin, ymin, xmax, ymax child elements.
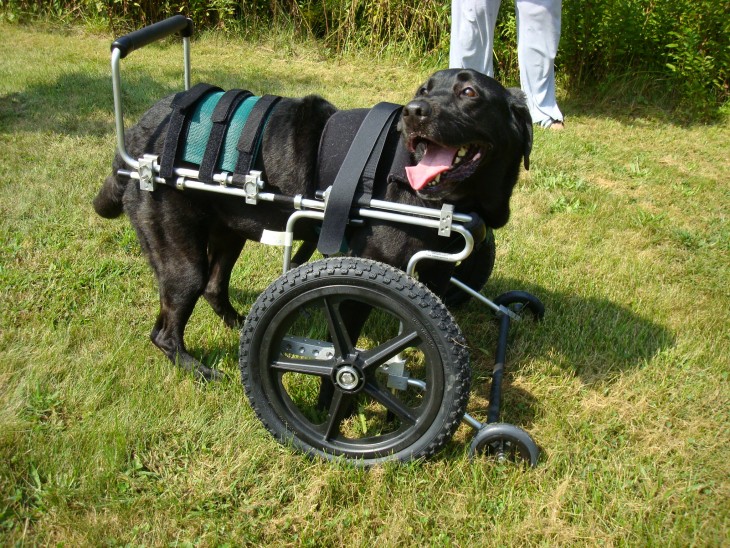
<box><xmin>1</xmin><ymin>21</ymin><xmax>728</xmax><ymax>546</ymax></box>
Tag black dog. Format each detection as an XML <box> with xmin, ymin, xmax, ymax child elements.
<box><xmin>94</xmin><ymin>69</ymin><xmax>532</xmax><ymax>380</ymax></box>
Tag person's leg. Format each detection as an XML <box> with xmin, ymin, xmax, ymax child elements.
<box><xmin>515</xmin><ymin>0</ymin><xmax>564</xmax><ymax>127</ymax></box>
<box><xmin>450</xmin><ymin>0</ymin><xmax>502</xmax><ymax>77</ymax></box>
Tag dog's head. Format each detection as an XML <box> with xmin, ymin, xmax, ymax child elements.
<box><xmin>400</xmin><ymin>69</ymin><xmax>532</xmax><ymax>228</ymax></box>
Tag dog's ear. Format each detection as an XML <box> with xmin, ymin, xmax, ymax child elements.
<box><xmin>506</xmin><ymin>88</ymin><xmax>533</xmax><ymax>170</ymax></box>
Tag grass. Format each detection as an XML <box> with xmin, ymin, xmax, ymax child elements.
<box><xmin>1</xmin><ymin>20</ymin><xmax>729</xmax><ymax>546</ymax></box>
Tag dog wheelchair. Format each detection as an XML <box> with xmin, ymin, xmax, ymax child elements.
<box><xmin>109</xmin><ymin>16</ymin><xmax>545</xmax><ymax>466</ymax></box>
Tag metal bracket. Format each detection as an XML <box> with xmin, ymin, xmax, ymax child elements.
<box><xmin>280</xmin><ymin>336</ymin><xmax>334</xmax><ymax>359</ymax></box>
<box><xmin>321</xmin><ymin>186</ymin><xmax>332</xmax><ymax>206</ymax></box>
<box><xmin>380</xmin><ymin>355</ymin><xmax>409</xmax><ymax>391</ymax></box>
<box><xmin>138</xmin><ymin>154</ymin><xmax>158</xmax><ymax>192</ymax></box>
<box><xmin>438</xmin><ymin>204</ymin><xmax>454</xmax><ymax>237</ymax></box>
<box><xmin>244</xmin><ymin>170</ymin><xmax>264</xmax><ymax>204</ymax></box>
<box><xmin>497</xmin><ymin>304</ymin><xmax>522</xmax><ymax>321</ymax></box>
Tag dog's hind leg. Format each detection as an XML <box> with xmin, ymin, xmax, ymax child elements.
<box><xmin>129</xmin><ymin>195</ymin><xmax>222</xmax><ymax>381</ymax></box>
<box><xmin>203</xmin><ymin>228</ymin><xmax>246</xmax><ymax>328</ymax></box>
<box><xmin>150</xmin><ymin>260</ymin><xmax>222</xmax><ymax>381</ymax></box>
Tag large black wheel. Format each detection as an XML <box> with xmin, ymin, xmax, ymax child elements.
<box><xmin>441</xmin><ymin>228</ymin><xmax>496</xmax><ymax>307</ymax></box>
<box><xmin>468</xmin><ymin>423</ymin><xmax>540</xmax><ymax>467</ymax></box>
<box><xmin>240</xmin><ymin>257</ymin><xmax>471</xmax><ymax>465</ymax></box>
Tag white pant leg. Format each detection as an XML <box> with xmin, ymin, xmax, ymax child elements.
<box><xmin>515</xmin><ymin>0</ymin><xmax>563</xmax><ymax>125</ymax></box>
<box><xmin>449</xmin><ymin>0</ymin><xmax>502</xmax><ymax>76</ymax></box>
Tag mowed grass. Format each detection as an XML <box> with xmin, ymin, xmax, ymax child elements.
<box><xmin>1</xmin><ymin>21</ymin><xmax>728</xmax><ymax>546</ymax></box>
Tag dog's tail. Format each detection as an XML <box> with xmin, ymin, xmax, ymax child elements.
<box><xmin>93</xmin><ymin>174</ymin><xmax>127</xmax><ymax>219</ymax></box>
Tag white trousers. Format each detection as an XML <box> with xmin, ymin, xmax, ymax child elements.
<box><xmin>449</xmin><ymin>0</ymin><xmax>563</xmax><ymax>126</ymax></box>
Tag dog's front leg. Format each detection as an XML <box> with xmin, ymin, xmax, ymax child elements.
<box><xmin>203</xmin><ymin>228</ymin><xmax>246</xmax><ymax>328</ymax></box>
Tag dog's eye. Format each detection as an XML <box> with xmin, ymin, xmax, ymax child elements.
<box><xmin>460</xmin><ymin>87</ymin><xmax>478</xmax><ymax>98</ymax></box>
<box><xmin>418</xmin><ymin>87</ymin><xmax>429</xmax><ymax>96</ymax></box>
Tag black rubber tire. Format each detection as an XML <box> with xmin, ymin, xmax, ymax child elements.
<box><xmin>240</xmin><ymin>257</ymin><xmax>471</xmax><ymax>465</ymax></box>
<box><xmin>468</xmin><ymin>423</ymin><xmax>540</xmax><ymax>467</ymax></box>
<box><xmin>441</xmin><ymin>228</ymin><xmax>496</xmax><ymax>307</ymax></box>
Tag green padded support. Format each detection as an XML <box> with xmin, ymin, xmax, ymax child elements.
<box><xmin>181</xmin><ymin>92</ymin><xmax>260</xmax><ymax>173</ymax></box>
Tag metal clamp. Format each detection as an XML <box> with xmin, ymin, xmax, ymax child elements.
<box><xmin>380</xmin><ymin>356</ymin><xmax>409</xmax><ymax>391</ymax></box>
<box><xmin>244</xmin><ymin>170</ymin><xmax>264</xmax><ymax>204</ymax></box>
<box><xmin>438</xmin><ymin>204</ymin><xmax>454</xmax><ymax>237</ymax></box>
<box><xmin>138</xmin><ymin>154</ymin><xmax>159</xmax><ymax>192</ymax></box>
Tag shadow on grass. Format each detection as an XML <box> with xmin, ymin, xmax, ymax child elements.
<box><xmin>0</xmin><ymin>70</ymin><xmax>175</xmax><ymax>136</ymax></box>
<box><xmin>458</xmin><ymin>277</ymin><xmax>675</xmax><ymax>388</ymax></box>
<box><xmin>185</xmin><ymin>274</ymin><xmax>674</xmax><ymax>433</ymax></box>
<box><xmin>0</xmin><ymin>66</ymin><xmax>337</xmax><ymax>138</ymax></box>
<box><xmin>559</xmin><ymin>77</ymin><xmax>727</xmax><ymax>127</ymax></box>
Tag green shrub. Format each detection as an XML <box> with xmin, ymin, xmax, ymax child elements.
<box><xmin>0</xmin><ymin>0</ymin><xmax>727</xmax><ymax>115</ymax></box>
<box><xmin>561</xmin><ymin>0</ymin><xmax>728</xmax><ymax>115</ymax></box>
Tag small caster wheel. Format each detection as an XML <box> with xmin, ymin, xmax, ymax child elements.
<box><xmin>494</xmin><ymin>291</ymin><xmax>545</xmax><ymax>320</ymax></box>
<box><xmin>469</xmin><ymin>423</ymin><xmax>540</xmax><ymax>467</ymax></box>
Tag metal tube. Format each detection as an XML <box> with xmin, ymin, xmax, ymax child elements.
<box><xmin>448</xmin><ymin>277</ymin><xmax>502</xmax><ymax>313</ymax></box>
<box><xmin>183</xmin><ymin>37</ymin><xmax>191</xmax><ymax>90</ymax></box>
<box><xmin>367</xmin><ymin>198</ymin><xmax>473</xmax><ymax>224</ymax></box>
<box><xmin>284</xmin><ymin>211</ymin><xmax>324</xmax><ymax>272</ymax></box>
<box><xmin>406</xmin><ymin>225</ymin><xmax>474</xmax><ymax>276</ymax></box>
<box><xmin>120</xmin><ymin>165</ymin><xmax>478</xmax><ymax>275</ymax></box>
<box><xmin>462</xmin><ymin>412</ymin><xmax>483</xmax><ymax>431</ymax></box>
<box><xmin>110</xmin><ymin>48</ymin><xmax>138</xmax><ymax>170</ymax></box>
<box><xmin>487</xmin><ymin>312</ymin><xmax>511</xmax><ymax>424</ymax></box>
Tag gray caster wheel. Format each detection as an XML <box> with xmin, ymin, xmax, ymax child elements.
<box><xmin>494</xmin><ymin>290</ymin><xmax>545</xmax><ymax>320</ymax></box>
<box><xmin>469</xmin><ymin>423</ymin><xmax>539</xmax><ymax>467</ymax></box>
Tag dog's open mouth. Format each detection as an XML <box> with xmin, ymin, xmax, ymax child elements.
<box><xmin>405</xmin><ymin>139</ymin><xmax>483</xmax><ymax>193</ymax></box>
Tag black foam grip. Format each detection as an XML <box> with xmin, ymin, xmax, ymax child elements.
<box><xmin>111</xmin><ymin>15</ymin><xmax>193</xmax><ymax>59</ymax></box>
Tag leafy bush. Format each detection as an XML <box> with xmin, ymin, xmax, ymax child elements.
<box><xmin>1</xmin><ymin>0</ymin><xmax>727</xmax><ymax>115</ymax></box>
<box><xmin>561</xmin><ymin>0</ymin><xmax>729</xmax><ymax>115</ymax></box>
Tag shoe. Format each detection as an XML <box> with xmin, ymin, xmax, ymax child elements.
<box><xmin>538</xmin><ymin>118</ymin><xmax>564</xmax><ymax>130</ymax></box>
<box><xmin>549</xmin><ymin>120</ymin><xmax>565</xmax><ymax>131</ymax></box>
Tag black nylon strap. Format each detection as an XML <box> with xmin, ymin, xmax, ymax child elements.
<box><xmin>198</xmin><ymin>89</ymin><xmax>253</xmax><ymax>184</ymax></box>
<box><xmin>317</xmin><ymin>102</ymin><xmax>402</xmax><ymax>255</ymax></box>
<box><xmin>358</xmin><ymin>106</ymin><xmax>401</xmax><ymax>204</ymax></box>
<box><xmin>159</xmin><ymin>82</ymin><xmax>221</xmax><ymax>179</ymax></box>
<box><xmin>232</xmin><ymin>94</ymin><xmax>281</xmax><ymax>183</ymax></box>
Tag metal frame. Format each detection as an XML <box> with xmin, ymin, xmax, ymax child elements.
<box><xmin>109</xmin><ymin>18</ymin><xmax>543</xmax><ymax>460</ymax></box>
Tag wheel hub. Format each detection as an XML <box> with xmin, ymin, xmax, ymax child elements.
<box><xmin>334</xmin><ymin>364</ymin><xmax>364</xmax><ymax>392</ymax></box>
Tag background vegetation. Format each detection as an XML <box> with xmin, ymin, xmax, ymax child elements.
<box><xmin>0</xmin><ymin>5</ymin><xmax>728</xmax><ymax>547</ymax></box>
<box><xmin>1</xmin><ymin>0</ymin><xmax>728</xmax><ymax>117</ymax></box>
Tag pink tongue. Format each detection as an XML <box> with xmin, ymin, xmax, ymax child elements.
<box><xmin>405</xmin><ymin>144</ymin><xmax>457</xmax><ymax>190</ymax></box>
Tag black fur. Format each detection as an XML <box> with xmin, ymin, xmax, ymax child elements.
<box><xmin>94</xmin><ymin>69</ymin><xmax>532</xmax><ymax>379</ymax></box>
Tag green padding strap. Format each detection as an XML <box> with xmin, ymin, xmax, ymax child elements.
<box><xmin>181</xmin><ymin>92</ymin><xmax>260</xmax><ymax>173</ymax></box>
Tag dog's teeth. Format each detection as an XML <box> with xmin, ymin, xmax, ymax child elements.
<box><xmin>454</xmin><ymin>156</ymin><xmax>462</xmax><ymax>165</ymax></box>
<box><xmin>457</xmin><ymin>147</ymin><xmax>468</xmax><ymax>157</ymax></box>
<box><xmin>434</xmin><ymin>174</ymin><xmax>441</xmax><ymax>183</ymax></box>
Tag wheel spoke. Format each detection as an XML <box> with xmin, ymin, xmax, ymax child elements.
<box><xmin>321</xmin><ymin>296</ymin><xmax>354</xmax><ymax>358</ymax></box>
<box><xmin>364</xmin><ymin>382</ymin><xmax>418</xmax><ymax>425</ymax></box>
<box><xmin>360</xmin><ymin>329</ymin><xmax>420</xmax><ymax>371</ymax></box>
<box><xmin>321</xmin><ymin>389</ymin><xmax>348</xmax><ymax>440</ymax></box>
<box><xmin>270</xmin><ymin>356</ymin><xmax>333</xmax><ymax>377</ymax></box>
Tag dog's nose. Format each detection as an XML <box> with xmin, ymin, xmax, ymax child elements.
<box><xmin>403</xmin><ymin>100</ymin><xmax>432</xmax><ymax>120</ymax></box>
